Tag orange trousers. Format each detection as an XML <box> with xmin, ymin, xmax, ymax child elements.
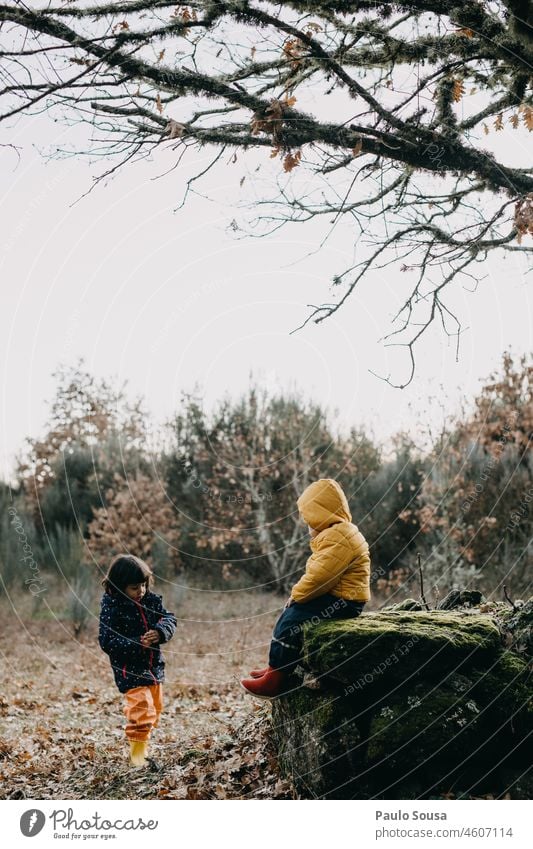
<box><xmin>123</xmin><ymin>684</ymin><xmax>163</xmax><ymax>742</ymax></box>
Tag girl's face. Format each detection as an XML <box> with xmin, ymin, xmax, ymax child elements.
<box><xmin>125</xmin><ymin>582</ymin><xmax>147</xmax><ymax>601</ymax></box>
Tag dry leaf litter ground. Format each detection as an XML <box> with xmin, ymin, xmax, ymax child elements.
<box><xmin>0</xmin><ymin>588</ymin><xmax>295</xmax><ymax>800</ymax></box>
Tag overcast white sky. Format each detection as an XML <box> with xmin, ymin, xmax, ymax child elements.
<box><xmin>1</xmin><ymin>108</ymin><xmax>531</xmax><ymax>482</ymax></box>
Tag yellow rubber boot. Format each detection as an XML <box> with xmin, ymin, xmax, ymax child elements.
<box><xmin>129</xmin><ymin>740</ymin><xmax>148</xmax><ymax>767</ymax></box>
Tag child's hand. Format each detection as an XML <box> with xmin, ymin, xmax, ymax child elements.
<box><xmin>140</xmin><ymin>629</ymin><xmax>160</xmax><ymax>647</ymax></box>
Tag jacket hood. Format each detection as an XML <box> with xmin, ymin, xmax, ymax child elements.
<box><xmin>297</xmin><ymin>478</ymin><xmax>352</xmax><ymax>531</ymax></box>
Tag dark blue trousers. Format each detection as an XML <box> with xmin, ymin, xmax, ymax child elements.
<box><xmin>269</xmin><ymin>593</ymin><xmax>365</xmax><ymax>673</ymax></box>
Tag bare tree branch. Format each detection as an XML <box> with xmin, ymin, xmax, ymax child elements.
<box><xmin>1</xmin><ymin>0</ymin><xmax>532</xmax><ymax>384</ymax></box>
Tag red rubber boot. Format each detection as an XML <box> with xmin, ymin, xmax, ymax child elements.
<box><xmin>249</xmin><ymin>666</ymin><xmax>269</xmax><ymax>679</ymax></box>
<box><xmin>241</xmin><ymin>666</ymin><xmax>286</xmax><ymax>699</ymax></box>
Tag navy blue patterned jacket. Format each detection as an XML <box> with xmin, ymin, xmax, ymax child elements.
<box><xmin>98</xmin><ymin>590</ymin><xmax>177</xmax><ymax>693</ymax></box>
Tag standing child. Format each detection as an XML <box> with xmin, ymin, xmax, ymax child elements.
<box><xmin>98</xmin><ymin>554</ymin><xmax>177</xmax><ymax>766</ymax></box>
<box><xmin>241</xmin><ymin>478</ymin><xmax>370</xmax><ymax>698</ymax></box>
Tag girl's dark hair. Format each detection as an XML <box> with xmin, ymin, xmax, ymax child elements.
<box><xmin>102</xmin><ymin>554</ymin><xmax>153</xmax><ymax>596</ymax></box>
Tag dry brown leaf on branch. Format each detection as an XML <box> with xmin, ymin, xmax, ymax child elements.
<box><xmin>452</xmin><ymin>79</ymin><xmax>465</xmax><ymax>102</ymax></box>
<box><xmin>352</xmin><ymin>138</ymin><xmax>363</xmax><ymax>157</ymax></box>
<box><xmin>283</xmin><ymin>150</ymin><xmax>301</xmax><ymax>172</ymax></box>
<box><xmin>250</xmin><ymin>114</ymin><xmax>262</xmax><ymax>135</ymax></box>
<box><xmin>523</xmin><ymin>107</ymin><xmax>533</xmax><ymax>131</ymax></box>
<box><xmin>251</xmin><ymin>99</ymin><xmax>285</xmax><ymax>144</ymax></box>
<box><xmin>182</xmin><ymin>7</ymin><xmax>198</xmax><ymax>21</ymax></box>
<box><xmin>157</xmin><ymin>49</ymin><xmax>166</xmax><ymax>63</ymax></box>
<box><xmin>155</xmin><ymin>93</ymin><xmax>163</xmax><ymax>114</ymax></box>
<box><xmin>282</xmin><ymin>37</ymin><xmax>305</xmax><ymax>69</ymax></box>
<box><xmin>164</xmin><ymin>119</ymin><xmax>186</xmax><ymax>139</ymax></box>
<box><xmin>494</xmin><ymin>113</ymin><xmax>504</xmax><ymax>131</ymax></box>
<box><xmin>514</xmin><ymin>194</ymin><xmax>533</xmax><ymax>243</ymax></box>
<box><xmin>171</xmin><ymin>6</ymin><xmax>198</xmax><ymax>36</ymax></box>
<box><xmin>510</xmin><ymin>114</ymin><xmax>520</xmax><ymax>129</ymax></box>
<box><xmin>266</xmin><ymin>100</ymin><xmax>284</xmax><ymax>121</ymax></box>
<box><xmin>455</xmin><ymin>27</ymin><xmax>474</xmax><ymax>38</ymax></box>
<box><xmin>113</xmin><ymin>20</ymin><xmax>129</xmax><ymax>31</ymax></box>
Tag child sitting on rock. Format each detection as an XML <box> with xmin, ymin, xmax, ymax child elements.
<box><xmin>98</xmin><ymin>554</ymin><xmax>177</xmax><ymax>766</ymax></box>
<box><xmin>241</xmin><ymin>478</ymin><xmax>370</xmax><ymax>699</ymax></box>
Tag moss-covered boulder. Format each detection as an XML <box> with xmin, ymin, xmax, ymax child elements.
<box><xmin>271</xmin><ymin>605</ymin><xmax>532</xmax><ymax>799</ymax></box>
<box><xmin>303</xmin><ymin>611</ymin><xmax>501</xmax><ymax>689</ymax></box>
<box><xmin>504</xmin><ymin>600</ymin><xmax>533</xmax><ymax>658</ymax></box>
<box><xmin>387</xmin><ymin>598</ymin><xmax>424</xmax><ymax>611</ymax></box>
<box><xmin>272</xmin><ymin>688</ymin><xmax>364</xmax><ymax>799</ymax></box>
<box><xmin>438</xmin><ymin>590</ymin><xmax>484</xmax><ymax>610</ymax></box>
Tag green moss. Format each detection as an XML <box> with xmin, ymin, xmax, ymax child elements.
<box><xmin>365</xmin><ymin>679</ymin><xmax>485</xmax><ymax>779</ymax></box>
<box><xmin>303</xmin><ymin>611</ymin><xmax>501</xmax><ymax>687</ymax></box>
<box><xmin>272</xmin><ymin>687</ymin><xmax>363</xmax><ymax>799</ymax></box>
<box><xmin>468</xmin><ymin>650</ymin><xmax>532</xmax><ymax>735</ymax></box>
<box><xmin>495</xmin><ymin>649</ymin><xmax>529</xmax><ymax>678</ymax></box>
<box><xmin>274</xmin><ymin>687</ymin><xmax>338</xmax><ymax>734</ymax></box>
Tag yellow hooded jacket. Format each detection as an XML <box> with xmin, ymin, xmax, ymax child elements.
<box><xmin>291</xmin><ymin>478</ymin><xmax>371</xmax><ymax>603</ymax></box>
